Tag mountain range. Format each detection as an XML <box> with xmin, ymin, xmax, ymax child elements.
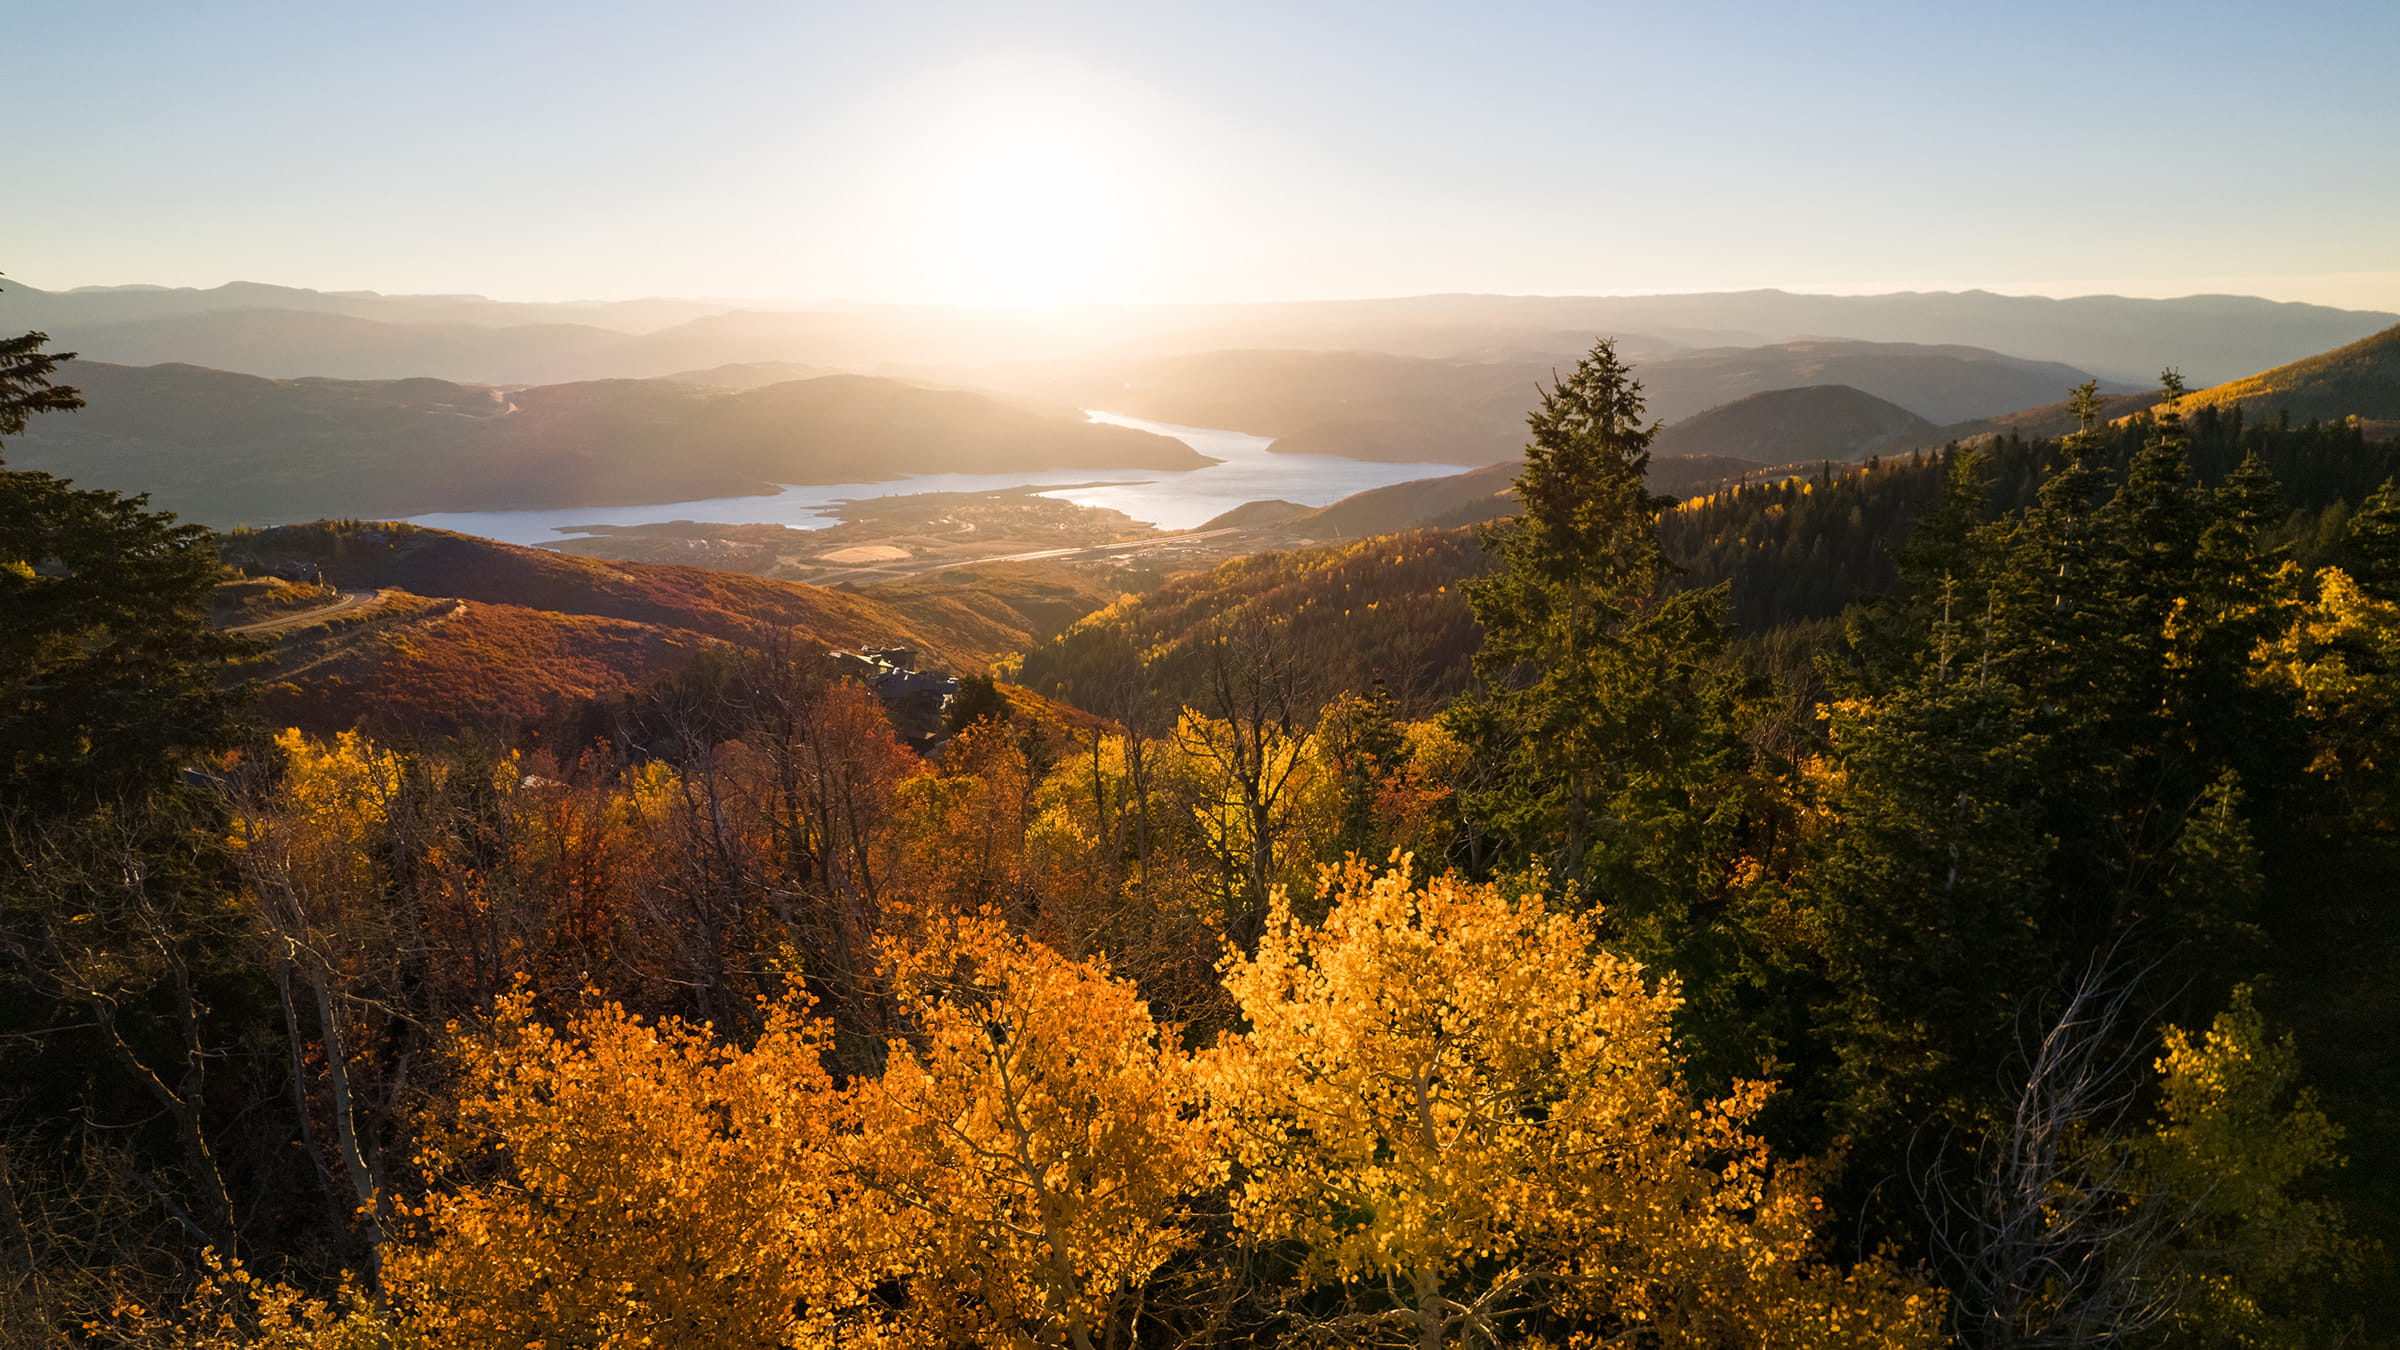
<box><xmin>1009</xmin><ymin>339</ymin><xmax>2124</xmax><ymax>466</ymax></box>
<box><xmin>2</xmin><ymin>364</ymin><xmax>1202</xmax><ymax>526</ymax></box>
<box><xmin>1217</xmin><ymin>322</ymin><xmax>2400</xmax><ymax>542</ymax></box>
<box><xmin>12</xmin><ymin>280</ymin><xmax>2391</xmax><ymax>388</ymax></box>
<box><xmin>2167</xmin><ymin>322</ymin><xmax>2400</xmax><ymax>434</ymax></box>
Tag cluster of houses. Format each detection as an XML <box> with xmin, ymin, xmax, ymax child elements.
<box><xmin>830</xmin><ymin>646</ymin><xmax>961</xmax><ymax>751</ymax></box>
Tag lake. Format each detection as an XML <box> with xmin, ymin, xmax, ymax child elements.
<box><xmin>403</xmin><ymin>411</ymin><xmax>1480</xmax><ymax>545</ymax></box>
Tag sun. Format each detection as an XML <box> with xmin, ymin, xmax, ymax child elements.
<box><xmin>933</xmin><ymin>131</ymin><xmax>1132</xmax><ymax>308</ymax></box>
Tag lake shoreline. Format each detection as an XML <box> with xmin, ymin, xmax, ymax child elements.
<box><xmin>403</xmin><ymin>412</ymin><xmax>1476</xmax><ymax>546</ymax></box>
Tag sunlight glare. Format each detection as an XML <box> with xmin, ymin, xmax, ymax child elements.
<box><xmin>932</xmin><ymin>130</ymin><xmax>1132</xmax><ymax>308</ymax></box>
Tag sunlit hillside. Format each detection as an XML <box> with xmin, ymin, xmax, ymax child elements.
<box><xmin>10</xmin><ymin>2</ymin><xmax>2400</xmax><ymax>1341</ymax></box>
<box><xmin>2166</xmin><ymin>321</ymin><xmax>2400</xmax><ymax>434</ymax></box>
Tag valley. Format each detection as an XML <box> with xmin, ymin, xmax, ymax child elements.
<box><xmin>17</xmin><ymin>8</ymin><xmax>2400</xmax><ymax>1343</ymax></box>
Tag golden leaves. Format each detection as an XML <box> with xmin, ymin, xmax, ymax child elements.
<box><xmin>1206</xmin><ymin>857</ymin><xmax>1940</xmax><ymax>1347</ymax></box>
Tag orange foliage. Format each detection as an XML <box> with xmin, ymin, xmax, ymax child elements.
<box><xmin>387</xmin><ymin>991</ymin><xmax>858</xmax><ymax>1350</ymax></box>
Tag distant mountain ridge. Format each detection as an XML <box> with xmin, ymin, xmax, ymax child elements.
<box><xmin>1254</xmin><ymin>452</ymin><xmax>1769</xmax><ymax>543</ymax></box>
<box><xmin>1257</xmin><ymin>322</ymin><xmax>2400</xmax><ymax>546</ymax></box>
<box><xmin>4</xmin><ymin>362</ymin><xmax>1205</xmax><ymax>526</ymax></box>
<box><xmin>12</xmin><ymin>280</ymin><xmax>2389</xmax><ymax>387</ymax></box>
<box><xmin>9</xmin><ymin>280</ymin><xmax>735</xmax><ymax>333</ymax></box>
<box><xmin>1019</xmin><ymin>339</ymin><xmax>2126</xmax><ymax>469</ymax></box>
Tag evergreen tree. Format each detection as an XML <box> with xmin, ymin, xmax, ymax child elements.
<box><xmin>0</xmin><ymin>282</ymin><xmax>84</xmax><ymax>458</ymax></box>
<box><xmin>1450</xmin><ymin>339</ymin><xmax>1745</xmax><ymax>887</ymax></box>
<box><xmin>1446</xmin><ymin>338</ymin><xmax>1762</xmax><ymax>1078</ymax></box>
<box><xmin>1326</xmin><ymin>676</ymin><xmax>1406</xmax><ymax>860</ymax></box>
<box><xmin>1</xmin><ymin>473</ymin><xmax>246</xmax><ymax>807</ymax></box>
<box><xmin>1800</xmin><ymin>373</ymin><xmax>2314</xmax><ymax>1222</ymax></box>
<box><xmin>2349</xmin><ymin>476</ymin><xmax>2400</xmax><ymax>600</ymax></box>
<box><xmin>1</xmin><ymin>340</ymin><xmax>264</xmax><ymax>1288</ymax></box>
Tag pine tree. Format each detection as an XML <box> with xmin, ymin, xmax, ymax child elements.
<box><xmin>1445</xmin><ymin>338</ymin><xmax>1771</xmax><ymax>1087</ymax></box>
<box><xmin>0</xmin><ymin>278</ymin><xmax>84</xmax><ymax>460</ymax></box>
<box><xmin>1</xmin><ymin>342</ymin><xmax>257</xmax><ymax>1279</ymax></box>
<box><xmin>2349</xmin><ymin>476</ymin><xmax>2400</xmax><ymax>600</ymax></box>
<box><xmin>1448</xmin><ymin>337</ymin><xmax>1746</xmax><ymax>901</ymax></box>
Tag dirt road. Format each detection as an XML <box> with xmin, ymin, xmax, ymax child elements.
<box><xmin>225</xmin><ymin>589</ymin><xmax>384</xmax><ymax>634</ymax></box>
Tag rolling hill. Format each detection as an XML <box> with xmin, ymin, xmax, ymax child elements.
<box><xmin>1650</xmin><ymin>385</ymin><xmax>1942</xmax><ymax>463</ymax></box>
<box><xmin>2168</xmin><ymin>322</ymin><xmax>2400</xmax><ymax>432</ymax></box>
<box><xmin>4</xmin><ymin>363</ymin><xmax>1207</xmax><ymax>526</ymax></box>
<box><xmin>223</xmin><ymin>522</ymin><xmax>1069</xmax><ymax>733</ymax></box>
<box><xmin>37</xmin><ymin>308</ymin><xmax>633</xmax><ymax>384</ymax></box>
<box><xmin>1008</xmin><ymin>339</ymin><xmax>2125</xmax><ymax>468</ymax></box>
<box><xmin>1017</xmin><ymin>528</ymin><xmax>1492</xmax><ymax>718</ymax></box>
<box><xmin>1927</xmin><ymin>323</ymin><xmax>2400</xmax><ymax>450</ymax></box>
<box><xmin>1214</xmin><ymin>452</ymin><xmax>1768</xmax><ymax>545</ymax></box>
<box><xmin>1635</xmin><ymin>340</ymin><xmax>2116</xmax><ymax>426</ymax></box>
<box><xmin>1115</xmin><ymin>290</ymin><xmax>2394</xmax><ymax>386</ymax></box>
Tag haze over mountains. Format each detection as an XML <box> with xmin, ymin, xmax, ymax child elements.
<box><xmin>1222</xmin><ymin>319</ymin><xmax>2400</xmax><ymax>543</ymax></box>
<box><xmin>14</xmin><ymin>280</ymin><xmax>2392</xmax><ymax>387</ymax></box>
<box><xmin>1</xmin><ymin>363</ymin><xmax>1202</xmax><ymax>525</ymax></box>
<box><xmin>1057</xmin><ymin>339</ymin><xmax>2119</xmax><ymax>466</ymax></box>
<box><xmin>11</xmin><ymin>277</ymin><xmax>2399</xmax><ymax>540</ymax></box>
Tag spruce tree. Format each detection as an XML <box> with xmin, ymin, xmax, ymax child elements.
<box><xmin>1446</xmin><ymin>337</ymin><xmax>1757</xmax><ymax>1074</ymax></box>
<box><xmin>0</xmin><ymin>279</ymin><xmax>84</xmax><ymax>460</ymax></box>
<box><xmin>1</xmin><ymin>310</ymin><xmax>258</xmax><ymax>1266</ymax></box>
<box><xmin>2349</xmin><ymin>476</ymin><xmax>2400</xmax><ymax>600</ymax></box>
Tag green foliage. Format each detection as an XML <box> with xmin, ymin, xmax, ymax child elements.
<box><xmin>2349</xmin><ymin>476</ymin><xmax>2400</xmax><ymax>598</ymax></box>
<box><xmin>1444</xmin><ymin>340</ymin><xmax>1777</xmax><ymax>1088</ymax></box>
<box><xmin>0</xmin><ymin>329</ymin><xmax>83</xmax><ymax>457</ymax></box>
<box><xmin>1798</xmin><ymin>375</ymin><xmax>2310</xmax><ymax>1167</ymax></box>
<box><xmin>2141</xmin><ymin>988</ymin><xmax>2353</xmax><ymax>1349</ymax></box>
<box><xmin>1</xmin><ymin>478</ymin><xmax>245</xmax><ymax>808</ymax></box>
<box><xmin>0</xmin><ymin>468</ymin><xmax>267</xmax><ymax>1318</ymax></box>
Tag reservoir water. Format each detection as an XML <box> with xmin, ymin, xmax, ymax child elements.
<box><xmin>403</xmin><ymin>412</ymin><xmax>1479</xmax><ymax>546</ymax></box>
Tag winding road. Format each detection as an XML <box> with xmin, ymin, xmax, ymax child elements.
<box><xmin>225</xmin><ymin>589</ymin><xmax>385</xmax><ymax>634</ymax></box>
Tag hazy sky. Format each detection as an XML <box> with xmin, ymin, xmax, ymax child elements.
<box><xmin>14</xmin><ymin>0</ymin><xmax>2399</xmax><ymax>310</ymax></box>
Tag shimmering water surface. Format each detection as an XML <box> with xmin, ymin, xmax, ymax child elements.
<box><xmin>403</xmin><ymin>412</ymin><xmax>1478</xmax><ymax>545</ymax></box>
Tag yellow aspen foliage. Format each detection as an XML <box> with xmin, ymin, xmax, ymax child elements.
<box><xmin>105</xmin><ymin>1250</ymin><xmax>398</xmax><ymax>1350</ymax></box>
<box><xmin>2256</xmin><ymin>564</ymin><xmax>2400</xmax><ymax>799</ymax></box>
<box><xmin>888</xmin><ymin>720</ymin><xmax>1037</xmax><ymax>922</ymax></box>
<box><xmin>1208</xmin><ymin>857</ymin><xmax>1941</xmax><ymax>1348</ymax></box>
<box><xmin>2141</xmin><ymin>987</ymin><xmax>2349</xmax><ymax>1349</ymax></box>
<box><xmin>381</xmin><ymin>990</ymin><xmax>858</xmax><ymax>1350</ymax></box>
<box><xmin>845</xmin><ymin>911</ymin><xmax>1214</xmax><ymax>1350</ymax></box>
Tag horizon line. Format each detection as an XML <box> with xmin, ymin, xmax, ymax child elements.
<box><xmin>12</xmin><ymin>276</ymin><xmax>2400</xmax><ymax>318</ymax></box>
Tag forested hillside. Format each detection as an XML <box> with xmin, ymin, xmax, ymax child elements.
<box><xmin>1034</xmin><ymin>397</ymin><xmax>2398</xmax><ymax>718</ymax></box>
<box><xmin>2167</xmin><ymin>320</ymin><xmax>2400</xmax><ymax>431</ymax></box>
<box><xmin>9</xmin><ymin>324</ymin><xmax>2400</xmax><ymax>1348</ymax></box>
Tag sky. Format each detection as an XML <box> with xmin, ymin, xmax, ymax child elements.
<box><xmin>12</xmin><ymin>0</ymin><xmax>2400</xmax><ymax>311</ymax></box>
